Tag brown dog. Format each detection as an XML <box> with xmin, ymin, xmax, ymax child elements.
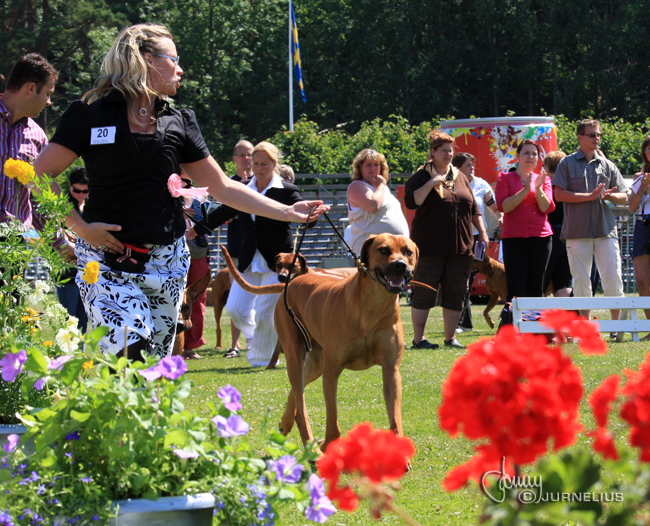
<box><xmin>211</xmin><ymin>252</ymin><xmax>315</xmax><ymax>355</ymax></box>
<box><xmin>224</xmin><ymin>234</ymin><xmax>418</xmax><ymax>451</ymax></box>
<box><xmin>218</xmin><ymin>249</ymin><xmax>354</xmax><ymax>368</ymax></box>
<box><xmin>471</xmin><ymin>255</ymin><xmax>508</xmax><ymax>329</ymax></box>
<box><xmin>472</xmin><ymin>255</ymin><xmax>554</xmax><ymax>329</ymax></box>
<box><xmin>172</xmin><ymin>269</ymin><xmax>212</xmax><ymax>357</ymax></box>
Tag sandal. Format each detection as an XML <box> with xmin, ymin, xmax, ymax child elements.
<box><xmin>223</xmin><ymin>348</ymin><xmax>240</xmax><ymax>358</ymax></box>
<box><xmin>182</xmin><ymin>349</ymin><xmax>202</xmax><ymax>360</ymax></box>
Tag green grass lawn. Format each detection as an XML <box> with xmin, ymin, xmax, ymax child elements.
<box><xmin>182</xmin><ymin>301</ymin><xmax>650</xmax><ymax>526</ymax></box>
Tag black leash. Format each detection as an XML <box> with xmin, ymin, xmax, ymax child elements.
<box><xmin>320</xmin><ymin>212</ymin><xmax>378</xmax><ymax>284</ymax></box>
<box><xmin>283</xmin><ymin>206</ymin><xmax>321</xmax><ymax>353</ymax></box>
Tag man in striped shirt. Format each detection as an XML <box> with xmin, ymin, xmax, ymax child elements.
<box><xmin>1</xmin><ymin>53</ymin><xmax>57</xmax><ymax>232</ymax></box>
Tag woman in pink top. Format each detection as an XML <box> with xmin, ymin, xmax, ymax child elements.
<box><xmin>495</xmin><ymin>140</ymin><xmax>555</xmax><ymax>301</ymax></box>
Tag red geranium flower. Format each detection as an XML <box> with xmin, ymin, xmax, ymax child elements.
<box><xmin>439</xmin><ymin>324</ymin><xmax>583</xmax><ymax>490</ymax></box>
<box><xmin>588</xmin><ymin>427</ymin><xmax>619</xmax><ymax>461</ymax></box>
<box><xmin>317</xmin><ymin>423</ymin><xmax>415</xmax><ymax>511</ymax></box>
<box><xmin>620</xmin><ymin>356</ymin><xmax>650</xmax><ymax>462</ymax></box>
<box><xmin>539</xmin><ymin>310</ymin><xmax>607</xmax><ymax>355</ymax></box>
<box><xmin>588</xmin><ymin>375</ymin><xmax>620</xmax><ymax>428</ymax></box>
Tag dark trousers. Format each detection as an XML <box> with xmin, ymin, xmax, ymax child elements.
<box><xmin>502</xmin><ymin>236</ymin><xmax>552</xmax><ymax>301</ymax></box>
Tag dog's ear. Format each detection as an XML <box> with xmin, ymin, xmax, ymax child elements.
<box><xmin>297</xmin><ymin>253</ymin><xmax>308</xmax><ymax>275</ymax></box>
<box><xmin>359</xmin><ymin>236</ymin><xmax>377</xmax><ymax>276</ymax></box>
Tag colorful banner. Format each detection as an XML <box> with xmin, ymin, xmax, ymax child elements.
<box><xmin>440</xmin><ymin>117</ymin><xmax>558</xmax><ymax>185</ymax></box>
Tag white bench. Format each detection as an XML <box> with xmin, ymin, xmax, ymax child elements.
<box><xmin>511</xmin><ymin>297</ymin><xmax>650</xmax><ymax>342</ymax></box>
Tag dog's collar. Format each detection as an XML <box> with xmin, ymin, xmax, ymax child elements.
<box><xmin>354</xmin><ymin>258</ymin><xmax>378</xmax><ymax>284</ymax></box>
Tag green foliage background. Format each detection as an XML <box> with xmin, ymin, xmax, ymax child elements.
<box><xmin>2</xmin><ymin>0</ymin><xmax>650</xmax><ymax>173</ymax></box>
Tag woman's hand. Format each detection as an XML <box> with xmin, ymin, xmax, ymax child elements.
<box><xmin>640</xmin><ymin>173</ymin><xmax>650</xmax><ymax>193</ymax></box>
<box><xmin>430</xmin><ymin>174</ymin><xmax>446</xmax><ymax>186</ymax></box>
<box><xmin>287</xmin><ymin>201</ymin><xmax>330</xmax><ymax>223</ymax></box>
<box><xmin>523</xmin><ymin>173</ymin><xmax>533</xmax><ymax>191</ymax></box>
<box><xmin>79</xmin><ymin>223</ymin><xmax>125</xmax><ymax>254</ymax></box>
<box><xmin>535</xmin><ymin>171</ymin><xmax>546</xmax><ymax>190</ymax></box>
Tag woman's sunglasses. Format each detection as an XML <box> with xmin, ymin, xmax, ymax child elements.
<box><xmin>71</xmin><ymin>186</ymin><xmax>89</xmax><ymax>194</ymax></box>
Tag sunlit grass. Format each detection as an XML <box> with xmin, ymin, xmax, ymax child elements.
<box><xmin>181</xmin><ymin>301</ymin><xmax>648</xmax><ymax>526</ymax></box>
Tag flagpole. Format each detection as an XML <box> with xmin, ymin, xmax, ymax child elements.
<box><xmin>289</xmin><ymin>0</ymin><xmax>294</xmax><ymax>132</ymax></box>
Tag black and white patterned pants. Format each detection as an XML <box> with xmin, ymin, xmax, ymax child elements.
<box><xmin>76</xmin><ymin>237</ymin><xmax>190</xmax><ymax>357</ymax></box>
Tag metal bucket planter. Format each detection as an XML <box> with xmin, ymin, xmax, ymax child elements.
<box><xmin>109</xmin><ymin>493</ymin><xmax>216</xmax><ymax>526</ymax></box>
<box><xmin>0</xmin><ymin>424</ymin><xmax>35</xmax><ymax>456</ymax></box>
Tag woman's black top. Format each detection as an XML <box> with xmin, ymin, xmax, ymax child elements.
<box><xmin>51</xmin><ymin>90</ymin><xmax>210</xmax><ymax>245</ymax></box>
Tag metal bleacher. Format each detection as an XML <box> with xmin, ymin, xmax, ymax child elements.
<box><xmin>201</xmin><ymin>178</ymin><xmax>641</xmax><ymax>296</ymax></box>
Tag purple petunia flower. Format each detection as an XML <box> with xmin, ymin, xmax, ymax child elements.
<box><xmin>0</xmin><ymin>509</ymin><xmax>13</xmax><ymax>526</ymax></box>
<box><xmin>212</xmin><ymin>415</ymin><xmax>249</xmax><ymax>437</ymax></box>
<box><xmin>0</xmin><ymin>350</ymin><xmax>27</xmax><ymax>382</ymax></box>
<box><xmin>217</xmin><ymin>384</ymin><xmax>242</xmax><ymax>412</ymax></box>
<box><xmin>33</xmin><ymin>377</ymin><xmax>48</xmax><ymax>391</ymax></box>
<box><xmin>66</xmin><ymin>431</ymin><xmax>80</xmax><ymax>441</ymax></box>
<box><xmin>137</xmin><ymin>366</ymin><xmax>162</xmax><ymax>381</ymax></box>
<box><xmin>48</xmin><ymin>355</ymin><xmax>73</xmax><ymax>371</ymax></box>
<box><xmin>305</xmin><ymin>474</ymin><xmax>336</xmax><ymax>523</ymax></box>
<box><xmin>37</xmin><ymin>485</ymin><xmax>45</xmax><ymax>495</ymax></box>
<box><xmin>173</xmin><ymin>449</ymin><xmax>199</xmax><ymax>459</ymax></box>
<box><xmin>2</xmin><ymin>434</ymin><xmax>19</xmax><ymax>454</ymax></box>
<box><xmin>158</xmin><ymin>355</ymin><xmax>187</xmax><ymax>380</ymax></box>
<box><xmin>270</xmin><ymin>455</ymin><xmax>303</xmax><ymax>483</ymax></box>
<box><xmin>80</xmin><ymin>476</ymin><xmax>92</xmax><ymax>483</ymax></box>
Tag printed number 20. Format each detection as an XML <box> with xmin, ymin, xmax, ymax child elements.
<box><xmin>96</xmin><ymin>128</ymin><xmax>108</xmax><ymax>138</ymax></box>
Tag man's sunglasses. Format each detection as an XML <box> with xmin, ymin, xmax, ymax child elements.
<box><xmin>580</xmin><ymin>132</ymin><xmax>602</xmax><ymax>139</ymax></box>
<box><xmin>71</xmin><ymin>186</ymin><xmax>89</xmax><ymax>194</ymax></box>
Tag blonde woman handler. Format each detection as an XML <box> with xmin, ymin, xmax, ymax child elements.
<box><xmin>33</xmin><ymin>24</ymin><xmax>326</xmax><ymax>360</ymax></box>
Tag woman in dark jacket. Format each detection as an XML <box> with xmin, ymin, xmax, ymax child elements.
<box><xmin>198</xmin><ymin>141</ymin><xmax>302</xmax><ymax>367</ymax></box>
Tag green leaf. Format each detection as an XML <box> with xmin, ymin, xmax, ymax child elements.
<box><xmin>248</xmin><ymin>458</ymin><xmax>266</xmax><ymax>471</ymax></box>
<box><xmin>25</xmin><ymin>348</ymin><xmax>48</xmax><ymax>375</ymax></box>
<box><xmin>70</xmin><ymin>410</ymin><xmax>91</xmax><ymax>422</ymax></box>
<box><xmin>86</xmin><ymin>326</ymin><xmax>109</xmax><ymax>345</ymax></box>
<box><xmin>32</xmin><ymin>407</ymin><xmax>56</xmax><ymax>421</ymax></box>
<box><xmin>164</xmin><ymin>429</ymin><xmax>187</xmax><ymax>447</ymax></box>
<box><xmin>39</xmin><ymin>452</ymin><xmax>57</xmax><ymax>468</ymax></box>
<box><xmin>278</xmin><ymin>487</ymin><xmax>298</xmax><ymax>500</ymax></box>
<box><xmin>58</xmin><ymin>358</ymin><xmax>86</xmax><ymax>385</ymax></box>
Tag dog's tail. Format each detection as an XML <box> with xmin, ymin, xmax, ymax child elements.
<box><xmin>221</xmin><ymin>245</ymin><xmax>285</xmax><ymax>295</ymax></box>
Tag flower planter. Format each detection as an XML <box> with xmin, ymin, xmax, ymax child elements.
<box><xmin>109</xmin><ymin>493</ymin><xmax>216</xmax><ymax>526</ymax></box>
<box><xmin>0</xmin><ymin>424</ymin><xmax>35</xmax><ymax>456</ymax></box>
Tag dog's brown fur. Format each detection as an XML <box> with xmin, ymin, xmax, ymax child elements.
<box><xmin>224</xmin><ymin>234</ymin><xmax>418</xmax><ymax>451</ymax></box>
<box><xmin>172</xmin><ymin>269</ymin><xmax>212</xmax><ymax>356</ymax></box>
<box><xmin>218</xmin><ymin>249</ymin><xmax>354</xmax><ymax>368</ymax></box>
<box><xmin>472</xmin><ymin>255</ymin><xmax>554</xmax><ymax>329</ymax></box>
<box><xmin>471</xmin><ymin>256</ymin><xmax>509</xmax><ymax>329</ymax></box>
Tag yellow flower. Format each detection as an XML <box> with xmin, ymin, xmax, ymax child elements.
<box><xmin>82</xmin><ymin>361</ymin><xmax>94</xmax><ymax>370</ymax></box>
<box><xmin>3</xmin><ymin>158</ymin><xmax>35</xmax><ymax>185</ymax></box>
<box><xmin>44</xmin><ymin>341</ymin><xmax>53</xmax><ymax>346</ymax></box>
<box><xmin>30</xmin><ymin>327</ymin><xmax>38</xmax><ymax>335</ymax></box>
<box><xmin>82</xmin><ymin>261</ymin><xmax>100</xmax><ymax>284</ymax></box>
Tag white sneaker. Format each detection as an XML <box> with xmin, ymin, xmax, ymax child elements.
<box><xmin>455</xmin><ymin>328</ymin><xmax>464</xmax><ymax>334</ymax></box>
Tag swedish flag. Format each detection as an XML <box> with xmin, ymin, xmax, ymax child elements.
<box><xmin>290</xmin><ymin>3</ymin><xmax>306</xmax><ymax>103</ymax></box>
